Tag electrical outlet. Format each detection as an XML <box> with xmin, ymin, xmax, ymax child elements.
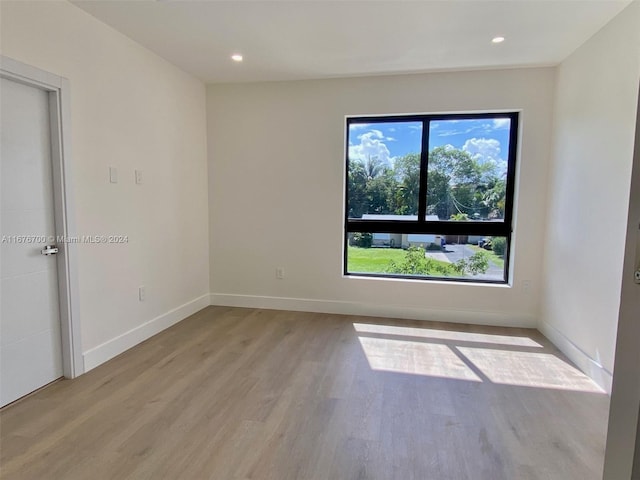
<box><xmin>135</xmin><ymin>169</ymin><xmax>143</xmax><ymax>185</ymax></box>
<box><xmin>139</xmin><ymin>286</ymin><xmax>146</xmax><ymax>301</ymax></box>
<box><xmin>522</xmin><ymin>280</ymin><xmax>531</xmax><ymax>294</ymax></box>
<box><xmin>276</xmin><ymin>267</ymin><xmax>285</xmax><ymax>280</ymax></box>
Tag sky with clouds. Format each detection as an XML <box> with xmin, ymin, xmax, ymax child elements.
<box><xmin>348</xmin><ymin>118</ymin><xmax>511</xmax><ymax>174</ymax></box>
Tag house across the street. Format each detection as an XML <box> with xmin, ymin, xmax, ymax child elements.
<box><xmin>362</xmin><ymin>214</ymin><xmax>442</xmax><ymax>248</ymax></box>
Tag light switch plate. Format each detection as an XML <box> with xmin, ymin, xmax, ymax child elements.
<box><xmin>109</xmin><ymin>166</ymin><xmax>118</xmax><ymax>184</ymax></box>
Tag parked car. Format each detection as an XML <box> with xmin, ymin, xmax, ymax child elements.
<box><xmin>478</xmin><ymin>237</ymin><xmax>493</xmax><ymax>250</ymax></box>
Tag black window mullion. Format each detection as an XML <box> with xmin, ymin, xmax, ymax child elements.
<box><xmin>417</xmin><ymin>119</ymin><xmax>430</xmax><ymax>222</ymax></box>
<box><xmin>346</xmin><ymin>219</ymin><xmax>510</xmax><ymax>237</ymax></box>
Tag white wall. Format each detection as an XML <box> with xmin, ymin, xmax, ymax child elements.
<box><xmin>0</xmin><ymin>1</ymin><xmax>210</xmax><ymax>371</ymax></box>
<box><xmin>208</xmin><ymin>67</ymin><xmax>556</xmax><ymax>327</ymax></box>
<box><xmin>540</xmin><ymin>1</ymin><xmax>640</xmax><ymax>393</ymax></box>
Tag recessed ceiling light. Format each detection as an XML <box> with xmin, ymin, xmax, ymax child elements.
<box><xmin>492</xmin><ymin>36</ymin><xmax>505</xmax><ymax>44</ymax></box>
<box><xmin>231</xmin><ymin>54</ymin><xmax>243</xmax><ymax>62</ymax></box>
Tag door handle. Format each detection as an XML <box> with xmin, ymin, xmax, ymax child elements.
<box><xmin>41</xmin><ymin>245</ymin><xmax>59</xmax><ymax>256</ymax></box>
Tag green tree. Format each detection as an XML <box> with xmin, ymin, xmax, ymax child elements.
<box><xmin>363</xmin><ymin>156</ymin><xmax>385</xmax><ymax>180</ymax></box>
<box><xmin>449</xmin><ymin>212</ymin><xmax>469</xmax><ymax>221</ymax></box>
<box><xmin>426</xmin><ymin>168</ymin><xmax>450</xmax><ymax>219</ymax></box>
<box><xmin>393</xmin><ymin>153</ymin><xmax>421</xmax><ymax>215</ymax></box>
<box><xmin>348</xmin><ymin>146</ymin><xmax>503</xmax><ymax>221</ymax></box>
<box><xmin>453</xmin><ymin>251</ymin><xmax>490</xmax><ymax>275</ymax></box>
<box><xmin>366</xmin><ymin>173</ymin><xmax>396</xmax><ymax>214</ymax></box>
<box><xmin>351</xmin><ymin>232</ymin><xmax>372</xmax><ymax>248</ymax></box>
<box><xmin>481</xmin><ymin>177</ymin><xmax>506</xmax><ymax>219</ymax></box>
<box><xmin>347</xmin><ymin>159</ymin><xmax>367</xmax><ymax>218</ymax></box>
<box><xmin>348</xmin><ymin>158</ymin><xmax>399</xmax><ymax>216</ymax></box>
<box><xmin>491</xmin><ymin>237</ymin><xmax>507</xmax><ymax>256</ymax></box>
<box><xmin>427</xmin><ymin>146</ymin><xmax>500</xmax><ymax>220</ymax></box>
<box><xmin>387</xmin><ymin>246</ymin><xmax>434</xmax><ymax>275</ymax></box>
<box><xmin>386</xmin><ymin>246</ymin><xmax>490</xmax><ymax>277</ymax></box>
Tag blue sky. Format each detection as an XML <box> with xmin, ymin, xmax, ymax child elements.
<box><xmin>348</xmin><ymin>118</ymin><xmax>511</xmax><ymax>174</ymax></box>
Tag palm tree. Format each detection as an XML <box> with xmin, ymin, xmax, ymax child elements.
<box><xmin>364</xmin><ymin>156</ymin><xmax>385</xmax><ymax>180</ymax></box>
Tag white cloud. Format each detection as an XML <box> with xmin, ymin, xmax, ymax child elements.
<box><xmin>462</xmin><ymin>137</ymin><xmax>507</xmax><ymax>174</ymax></box>
<box><xmin>437</xmin><ymin>129</ymin><xmax>466</xmax><ymax>137</ymax></box>
<box><xmin>436</xmin><ymin>123</ymin><xmax>492</xmax><ymax>138</ymax></box>
<box><xmin>348</xmin><ymin>129</ymin><xmax>394</xmax><ymax>165</ymax></box>
<box><xmin>492</xmin><ymin>118</ymin><xmax>511</xmax><ymax>130</ymax></box>
<box><xmin>349</xmin><ymin>123</ymin><xmax>371</xmax><ymax>131</ymax></box>
<box><xmin>360</xmin><ymin>129</ymin><xmax>383</xmax><ymax>139</ymax></box>
<box><xmin>435</xmin><ymin>120</ymin><xmax>512</xmax><ymax>138</ymax></box>
<box><xmin>463</xmin><ymin>137</ymin><xmax>501</xmax><ymax>159</ymax></box>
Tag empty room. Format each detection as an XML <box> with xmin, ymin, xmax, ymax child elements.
<box><xmin>1</xmin><ymin>0</ymin><xmax>639</xmax><ymax>479</ymax></box>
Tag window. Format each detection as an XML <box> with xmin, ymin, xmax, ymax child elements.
<box><xmin>344</xmin><ymin>112</ymin><xmax>518</xmax><ymax>283</ymax></box>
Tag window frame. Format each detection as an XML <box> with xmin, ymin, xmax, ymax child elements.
<box><xmin>343</xmin><ymin>111</ymin><xmax>519</xmax><ymax>284</ymax></box>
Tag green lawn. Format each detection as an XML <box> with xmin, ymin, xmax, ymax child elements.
<box><xmin>347</xmin><ymin>246</ymin><xmax>452</xmax><ymax>274</ymax></box>
<box><xmin>347</xmin><ymin>246</ymin><xmax>407</xmax><ymax>273</ymax></box>
<box><xmin>470</xmin><ymin>245</ymin><xmax>505</xmax><ymax>268</ymax></box>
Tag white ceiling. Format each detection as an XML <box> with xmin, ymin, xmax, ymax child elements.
<box><xmin>72</xmin><ymin>0</ymin><xmax>631</xmax><ymax>83</ymax></box>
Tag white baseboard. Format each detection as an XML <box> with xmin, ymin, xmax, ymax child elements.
<box><xmin>539</xmin><ymin>319</ymin><xmax>613</xmax><ymax>393</ymax></box>
<box><xmin>209</xmin><ymin>293</ymin><xmax>536</xmax><ymax>328</ymax></box>
<box><xmin>82</xmin><ymin>294</ymin><xmax>211</xmax><ymax>372</ymax></box>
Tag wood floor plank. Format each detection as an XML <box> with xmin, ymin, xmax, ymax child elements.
<box><xmin>0</xmin><ymin>306</ymin><xmax>609</xmax><ymax>479</ymax></box>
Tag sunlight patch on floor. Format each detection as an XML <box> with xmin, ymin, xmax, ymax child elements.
<box><xmin>357</xmin><ymin>336</ymin><xmax>482</xmax><ymax>381</ymax></box>
<box><xmin>354</xmin><ymin>323</ymin><xmax>605</xmax><ymax>393</ymax></box>
<box><xmin>456</xmin><ymin>347</ymin><xmax>605</xmax><ymax>393</ymax></box>
<box><xmin>353</xmin><ymin>322</ymin><xmax>542</xmax><ymax>348</ymax></box>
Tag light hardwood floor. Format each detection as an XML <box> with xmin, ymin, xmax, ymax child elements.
<box><xmin>0</xmin><ymin>307</ymin><xmax>609</xmax><ymax>480</ymax></box>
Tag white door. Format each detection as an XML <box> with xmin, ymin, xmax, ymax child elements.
<box><xmin>0</xmin><ymin>77</ymin><xmax>63</xmax><ymax>407</ymax></box>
